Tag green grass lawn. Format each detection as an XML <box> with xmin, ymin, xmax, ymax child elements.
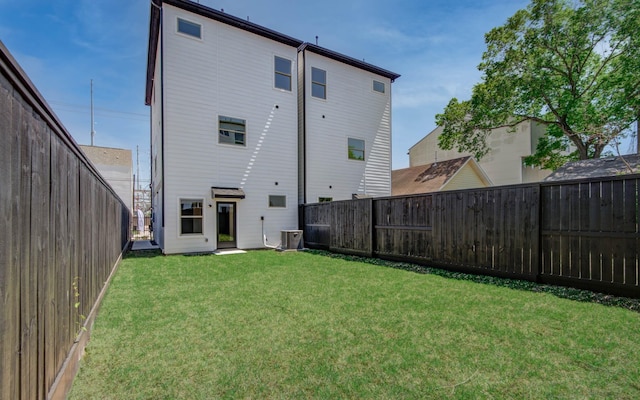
<box><xmin>69</xmin><ymin>250</ymin><xmax>640</xmax><ymax>399</ymax></box>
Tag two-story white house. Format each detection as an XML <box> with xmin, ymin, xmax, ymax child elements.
<box><xmin>145</xmin><ymin>0</ymin><xmax>399</xmax><ymax>254</ymax></box>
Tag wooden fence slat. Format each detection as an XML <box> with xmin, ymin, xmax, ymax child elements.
<box><xmin>0</xmin><ymin>73</ymin><xmax>19</xmax><ymax>400</ymax></box>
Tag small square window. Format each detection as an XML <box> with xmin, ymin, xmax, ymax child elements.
<box><xmin>180</xmin><ymin>199</ymin><xmax>203</xmax><ymax>234</ymax></box>
<box><xmin>373</xmin><ymin>80</ymin><xmax>385</xmax><ymax>93</ymax></box>
<box><xmin>219</xmin><ymin>116</ymin><xmax>246</xmax><ymax>146</ymax></box>
<box><xmin>269</xmin><ymin>195</ymin><xmax>286</xmax><ymax>208</ymax></box>
<box><xmin>177</xmin><ymin>18</ymin><xmax>201</xmax><ymax>39</ymax></box>
<box><xmin>311</xmin><ymin>67</ymin><xmax>326</xmax><ymax>99</ymax></box>
<box><xmin>348</xmin><ymin>138</ymin><xmax>365</xmax><ymax>161</ymax></box>
<box><xmin>274</xmin><ymin>56</ymin><xmax>291</xmax><ymax>91</ymax></box>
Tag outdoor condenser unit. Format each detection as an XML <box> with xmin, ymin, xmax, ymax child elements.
<box><xmin>279</xmin><ymin>230</ymin><xmax>303</xmax><ymax>251</ymax></box>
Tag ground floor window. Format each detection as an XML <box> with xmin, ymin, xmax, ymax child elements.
<box><xmin>180</xmin><ymin>199</ymin><xmax>203</xmax><ymax>234</ymax></box>
<box><xmin>269</xmin><ymin>195</ymin><xmax>286</xmax><ymax>208</ymax></box>
<box><xmin>318</xmin><ymin>197</ymin><xmax>333</xmax><ymax>203</ymax></box>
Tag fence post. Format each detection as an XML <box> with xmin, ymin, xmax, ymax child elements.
<box><xmin>368</xmin><ymin>197</ymin><xmax>375</xmax><ymax>257</ymax></box>
<box><xmin>534</xmin><ymin>183</ymin><xmax>542</xmax><ymax>282</ymax></box>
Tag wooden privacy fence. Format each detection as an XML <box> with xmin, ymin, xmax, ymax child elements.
<box><xmin>1</xmin><ymin>42</ymin><xmax>130</xmax><ymax>399</ymax></box>
<box><xmin>301</xmin><ymin>176</ymin><xmax>639</xmax><ymax>299</ymax></box>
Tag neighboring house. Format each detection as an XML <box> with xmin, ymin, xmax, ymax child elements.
<box><xmin>145</xmin><ymin>0</ymin><xmax>400</xmax><ymax>254</ymax></box>
<box><xmin>79</xmin><ymin>145</ymin><xmax>133</xmax><ymax>212</ymax></box>
<box><xmin>544</xmin><ymin>154</ymin><xmax>640</xmax><ymax>182</ymax></box>
<box><xmin>392</xmin><ymin>156</ymin><xmax>492</xmax><ymax>196</ymax></box>
<box><xmin>408</xmin><ymin>120</ymin><xmax>552</xmax><ymax>186</ymax></box>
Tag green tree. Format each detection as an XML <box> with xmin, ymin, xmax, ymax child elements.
<box><xmin>435</xmin><ymin>0</ymin><xmax>640</xmax><ymax>170</ymax></box>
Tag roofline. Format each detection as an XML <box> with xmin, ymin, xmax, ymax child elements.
<box><xmin>298</xmin><ymin>43</ymin><xmax>401</xmax><ymax>81</ymax></box>
<box><xmin>145</xmin><ymin>0</ymin><xmax>400</xmax><ymax>104</ymax></box>
<box><xmin>439</xmin><ymin>157</ymin><xmax>491</xmax><ymax>190</ymax></box>
<box><xmin>145</xmin><ymin>0</ymin><xmax>162</xmax><ymax>105</ymax></box>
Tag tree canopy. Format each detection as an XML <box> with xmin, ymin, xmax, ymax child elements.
<box><xmin>435</xmin><ymin>0</ymin><xmax>640</xmax><ymax>170</ymax></box>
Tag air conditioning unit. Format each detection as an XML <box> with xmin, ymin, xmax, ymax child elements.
<box><xmin>279</xmin><ymin>230</ymin><xmax>303</xmax><ymax>251</ymax></box>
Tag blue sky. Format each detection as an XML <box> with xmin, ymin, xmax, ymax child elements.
<box><xmin>0</xmin><ymin>0</ymin><xmax>533</xmax><ymax>182</ymax></box>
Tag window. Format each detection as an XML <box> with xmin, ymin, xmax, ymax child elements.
<box><xmin>318</xmin><ymin>197</ymin><xmax>333</xmax><ymax>203</ymax></box>
<box><xmin>373</xmin><ymin>80</ymin><xmax>385</xmax><ymax>94</ymax></box>
<box><xmin>219</xmin><ymin>116</ymin><xmax>246</xmax><ymax>146</ymax></box>
<box><xmin>274</xmin><ymin>56</ymin><xmax>291</xmax><ymax>91</ymax></box>
<box><xmin>348</xmin><ymin>138</ymin><xmax>365</xmax><ymax>161</ymax></box>
<box><xmin>269</xmin><ymin>195</ymin><xmax>286</xmax><ymax>208</ymax></box>
<box><xmin>311</xmin><ymin>67</ymin><xmax>326</xmax><ymax>99</ymax></box>
<box><xmin>177</xmin><ymin>18</ymin><xmax>201</xmax><ymax>39</ymax></box>
<box><xmin>180</xmin><ymin>199</ymin><xmax>203</xmax><ymax>234</ymax></box>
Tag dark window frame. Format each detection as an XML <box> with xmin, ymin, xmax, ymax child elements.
<box><xmin>218</xmin><ymin>116</ymin><xmax>247</xmax><ymax>146</ymax></box>
<box><xmin>311</xmin><ymin>67</ymin><xmax>327</xmax><ymax>99</ymax></box>
<box><xmin>180</xmin><ymin>199</ymin><xmax>204</xmax><ymax>235</ymax></box>
<box><xmin>274</xmin><ymin>56</ymin><xmax>292</xmax><ymax>91</ymax></box>
<box><xmin>177</xmin><ymin>17</ymin><xmax>202</xmax><ymax>39</ymax></box>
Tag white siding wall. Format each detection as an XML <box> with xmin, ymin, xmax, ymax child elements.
<box><xmin>151</xmin><ymin>37</ymin><xmax>164</xmax><ymax>249</ymax></box>
<box><xmin>160</xmin><ymin>5</ymin><xmax>299</xmax><ymax>254</ymax></box>
<box><xmin>303</xmin><ymin>51</ymin><xmax>392</xmax><ymax>202</ymax></box>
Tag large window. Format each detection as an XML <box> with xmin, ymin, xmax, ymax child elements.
<box><xmin>274</xmin><ymin>56</ymin><xmax>292</xmax><ymax>91</ymax></box>
<box><xmin>311</xmin><ymin>67</ymin><xmax>326</xmax><ymax>99</ymax></box>
<box><xmin>219</xmin><ymin>116</ymin><xmax>246</xmax><ymax>146</ymax></box>
<box><xmin>348</xmin><ymin>138</ymin><xmax>365</xmax><ymax>161</ymax></box>
<box><xmin>180</xmin><ymin>199</ymin><xmax>203</xmax><ymax>234</ymax></box>
<box><xmin>177</xmin><ymin>18</ymin><xmax>201</xmax><ymax>39</ymax></box>
<box><xmin>269</xmin><ymin>195</ymin><xmax>287</xmax><ymax>208</ymax></box>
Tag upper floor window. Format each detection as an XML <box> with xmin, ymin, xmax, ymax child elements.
<box><xmin>311</xmin><ymin>67</ymin><xmax>326</xmax><ymax>99</ymax></box>
<box><xmin>373</xmin><ymin>80</ymin><xmax>385</xmax><ymax>94</ymax></box>
<box><xmin>348</xmin><ymin>138</ymin><xmax>365</xmax><ymax>161</ymax></box>
<box><xmin>219</xmin><ymin>116</ymin><xmax>246</xmax><ymax>146</ymax></box>
<box><xmin>177</xmin><ymin>18</ymin><xmax>201</xmax><ymax>39</ymax></box>
<box><xmin>274</xmin><ymin>56</ymin><xmax>292</xmax><ymax>91</ymax></box>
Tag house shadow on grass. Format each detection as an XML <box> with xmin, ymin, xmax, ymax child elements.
<box><xmin>306</xmin><ymin>250</ymin><xmax>640</xmax><ymax>313</ymax></box>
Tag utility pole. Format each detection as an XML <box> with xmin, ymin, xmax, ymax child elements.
<box><xmin>90</xmin><ymin>79</ymin><xmax>95</xmax><ymax>146</ymax></box>
<box><xmin>137</xmin><ymin>145</ymin><xmax>140</xmax><ymax>191</ymax></box>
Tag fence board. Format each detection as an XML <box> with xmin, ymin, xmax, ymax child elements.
<box><xmin>0</xmin><ymin>73</ymin><xmax>19</xmax><ymax>400</ymax></box>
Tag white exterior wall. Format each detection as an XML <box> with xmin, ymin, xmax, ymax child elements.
<box><xmin>159</xmin><ymin>5</ymin><xmax>299</xmax><ymax>254</ymax></box>
<box><xmin>151</xmin><ymin>36</ymin><xmax>164</xmax><ymax>249</ymax></box>
<box><xmin>409</xmin><ymin>121</ymin><xmax>551</xmax><ymax>186</ymax></box>
<box><xmin>303</xmin><ymin>51</ymin><xmax>392</xmax><ymax>203</ymax></box>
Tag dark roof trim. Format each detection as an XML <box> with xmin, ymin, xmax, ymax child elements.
<box><xmin>145</xmin><ymin>0</ymin><xmax>400</xmax><ymax>104</ymax></box>
<box><xmin>163</xmin><ymin>0</ymin><xmax>303</xmax><ymax>47</ymax></box>
<box><xmin>298</xmin><ymin>43</ymin><xmax>401</xmax><ymax>82</ymax></box>
<box><xmin>145</xmin><ymin>0</ymin><xmax>162</xmax><ymax>105</ymax></box>
<box><xmin>211</xmin><ymin>187</ymin><xmax>246</xmax><ymax>199</ymax></box>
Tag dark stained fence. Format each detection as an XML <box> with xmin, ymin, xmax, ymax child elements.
<box><xmin>1</xmin><ymin>42</ymin><xmax>130</xmax><ymax>400</ymax></box>
<box><xmin>375</xmin><ymin>185</ymin><xmax>540</xmax><ymax>280</ymax></box>
<box><xmin>540</xmin><ymin>176</ymin><xmax>639</xmax><ymax>297</ymax></box>
<box><xmin>301</xmin><ymin>199</ymin><xmax>374</xmax><ymax>256</ymax></box>
<box><xmin>302</xmin><ymin>178</ymin><xmax>639</xmax><ymax>298</ymax></box>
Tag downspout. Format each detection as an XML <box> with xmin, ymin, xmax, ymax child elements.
<box><xmin>298</xmin><ymin>44</ymin><xmax>307</xmax><ymax>205</ymax></box>
<box><xmin>159</xmin><ymin>3</ymin><xmax>165</xmax><ymax>229</ymax></box>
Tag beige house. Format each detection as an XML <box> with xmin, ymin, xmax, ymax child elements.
<box><xmin>79</xmin><ymin>145</ymin><xmax>133</xmax><ymax>212</ymax></box>
<box><xmin>408</xmin><ymin>120</ymin><xmax>551</xmax><ymax>186</ymax></box>
<box><xmin>392</xmin><ymin>156</ymin><xmax>492</xmax><ymax>195</ymax></box>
